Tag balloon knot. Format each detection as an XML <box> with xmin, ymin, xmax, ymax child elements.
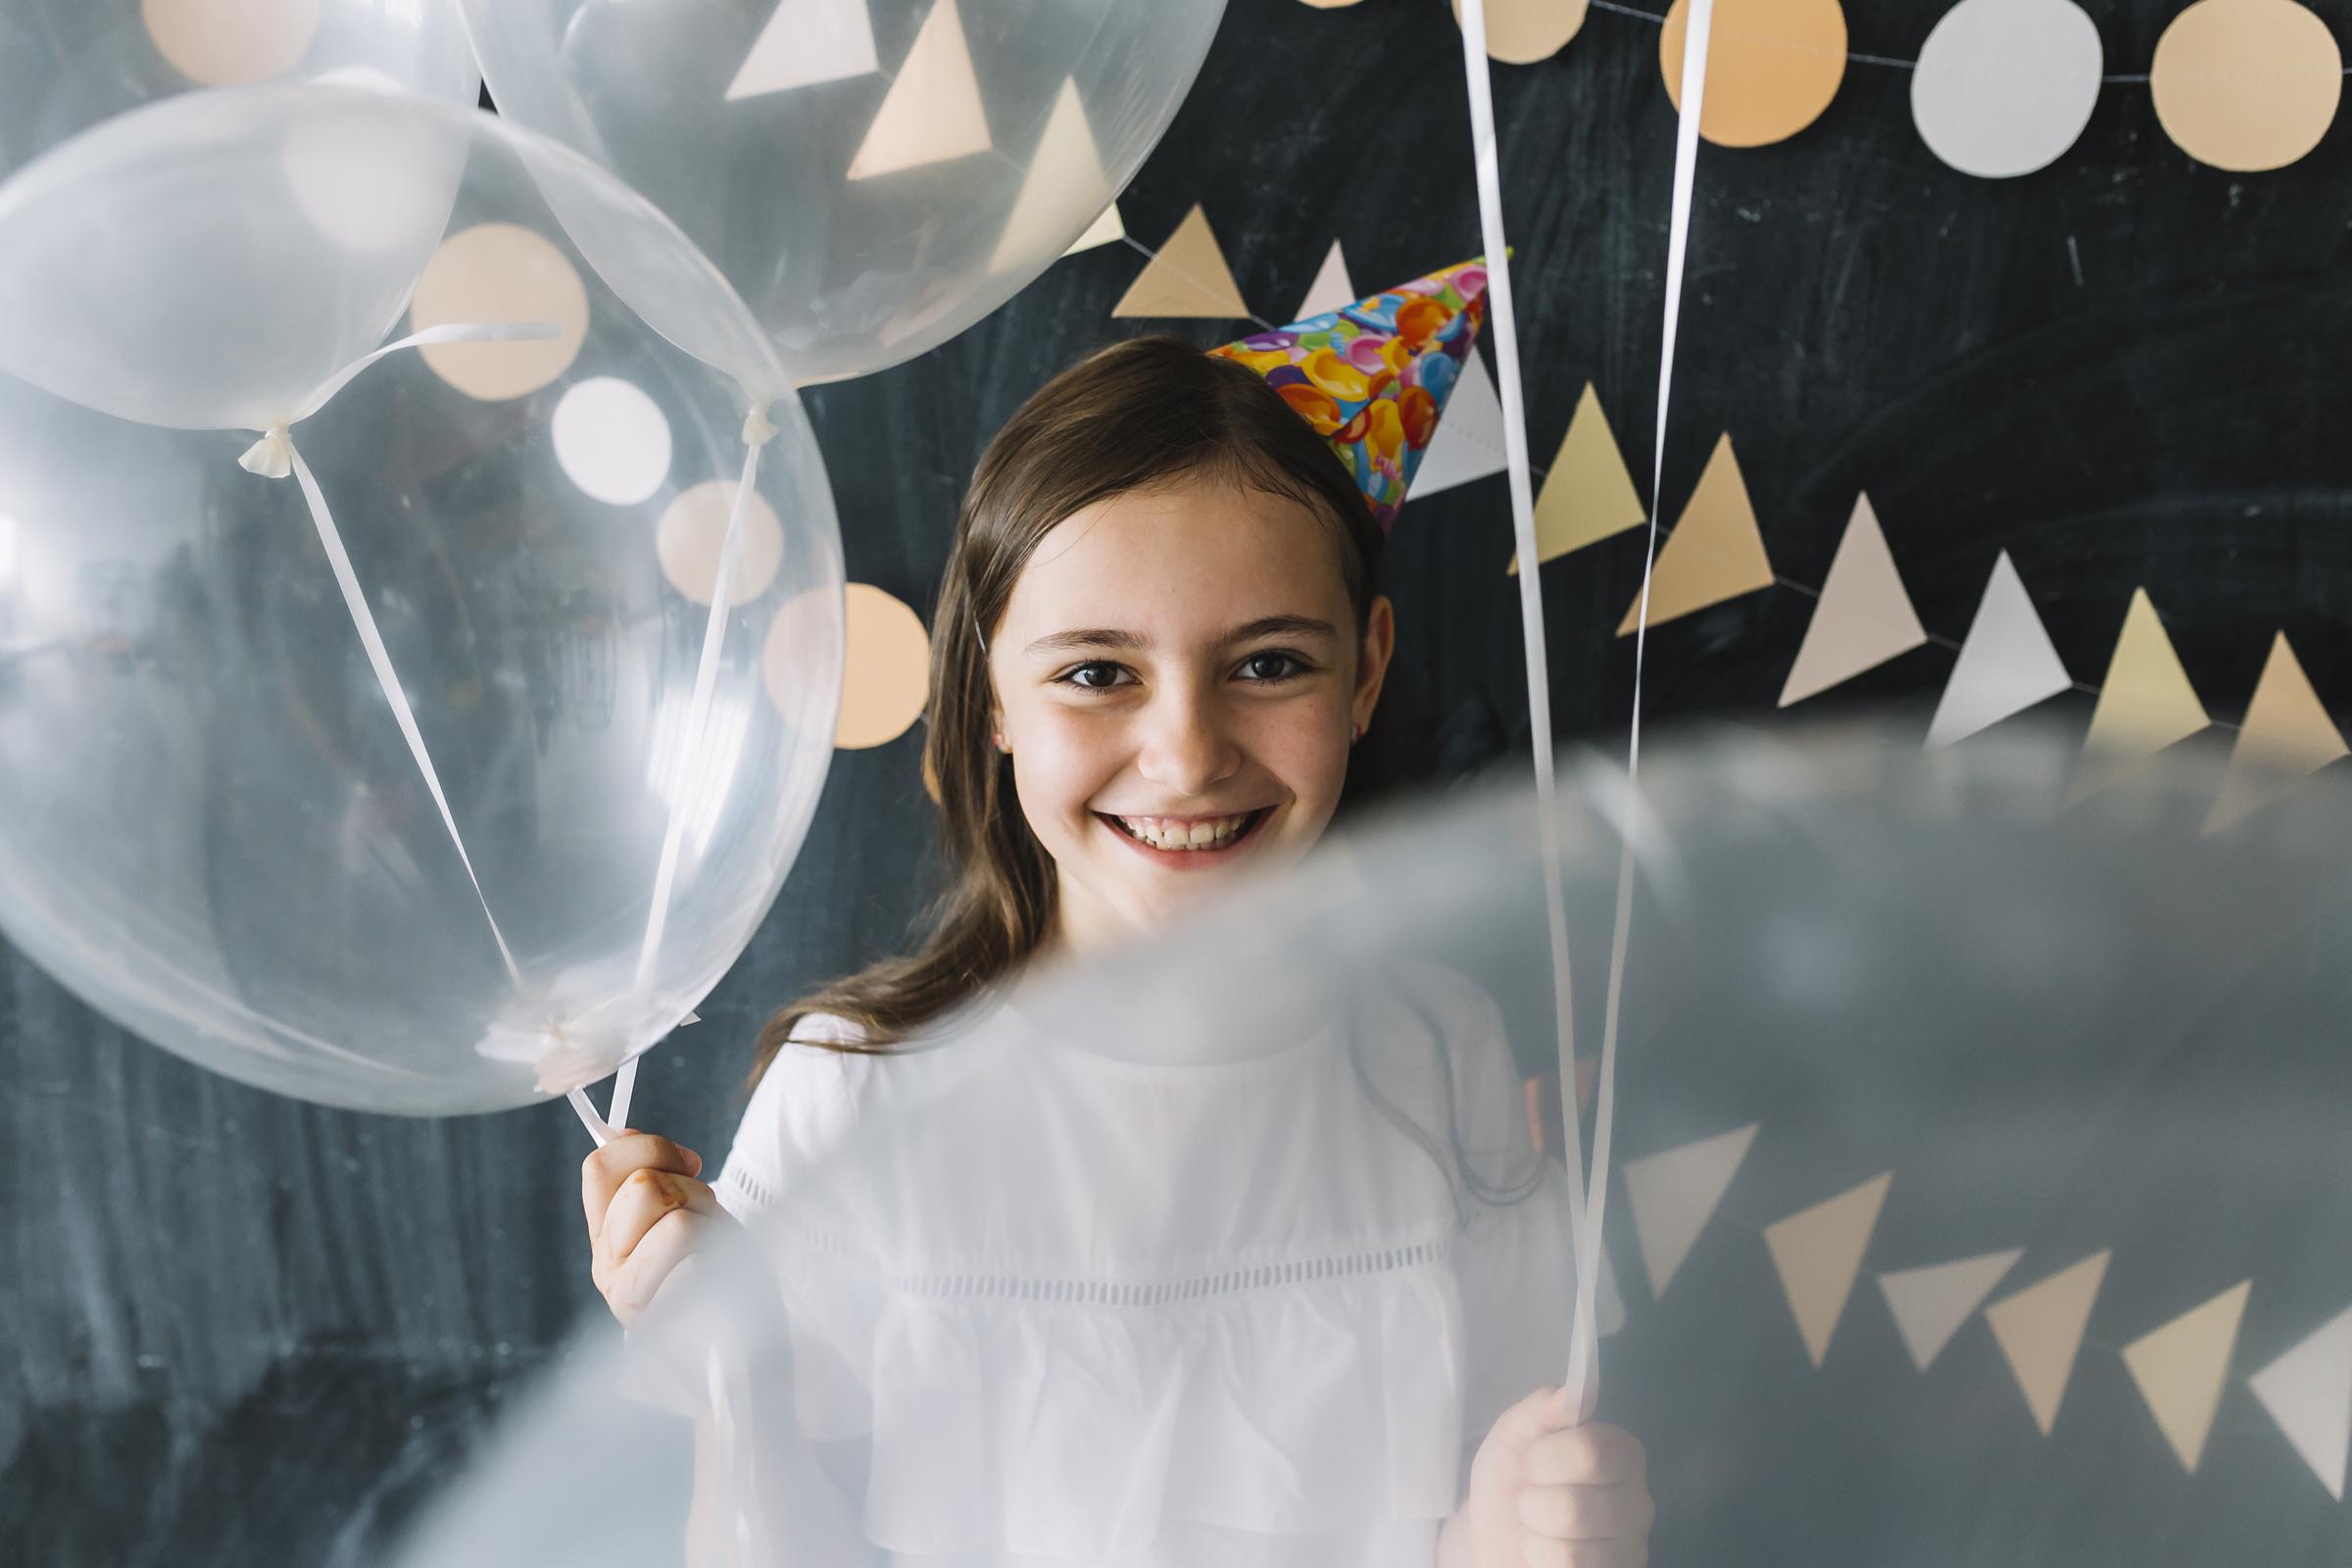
<box><xmin>238</xmin><ymin>426</ymin><xmax>295</xmax><ymax>480</ymax></box>
<box><xmin>741</xmin><ymin>405</ymin><xmax>777</xmax><ymax>447</ymax></box>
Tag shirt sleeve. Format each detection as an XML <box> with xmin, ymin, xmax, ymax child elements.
<box><xmin>712</xmin><ymin>1012</ymin><xmax>876</xmax><ymax>1225</ymax></box>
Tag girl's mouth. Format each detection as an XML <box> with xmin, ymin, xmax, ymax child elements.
<box><xmin>1096</xmin><ymin>807</ymin><xmax>1273</xmax><ymax>860</ymax></box>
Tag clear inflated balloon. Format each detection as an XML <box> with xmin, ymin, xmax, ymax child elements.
<box><xmin>387</xmin><ymin>727</ymin><xmax>2352</xmax><ymax>1564</ymax></box>
<box><xmin>0</xmin><ymin>0</ymin><xmax>478</xmax><ymax>187</ymax></box>
<box><xmin>0</xmin><ymin>87</ymin><xmax>844</xmax><ymax>1115</ymax></box>
<box><xmin>463</xmin><ymin>0</ymin><xmax>1226</xmax><ymax>384</ymax></box>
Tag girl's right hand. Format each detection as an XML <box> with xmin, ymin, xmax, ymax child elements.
<box><xmin>581</xmin><ymin>1131</ymin><xmax>737</xmax><ymax>1328</ymax></box>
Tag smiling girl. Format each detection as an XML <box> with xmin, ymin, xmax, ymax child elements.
<box><xmin>581</xmin><ymin>319</ymin><xmax>1653</xmax><ymax>1568</ymax></box>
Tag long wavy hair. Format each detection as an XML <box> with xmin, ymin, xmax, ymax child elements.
<box><xmin>747</xmin><ymin>335</ymin><xmax>1388</xmax><ymax>1084</ymax></box>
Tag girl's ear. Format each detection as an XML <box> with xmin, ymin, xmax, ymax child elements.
<box><xmin>1352</xmin><ymin>596</ymin><xmax>1396</xmax><ymax>732</ymax></box>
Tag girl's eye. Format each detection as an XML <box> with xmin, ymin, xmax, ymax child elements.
<box><xmin>1058</xmin><ymin>662</ymin><xmax>1131</xmax><ymax>692</ymax></box>
<box><xmin>1238</xmin><ymin>651</ymin><xmax>1308</xmax><ymax>683</ymax></box>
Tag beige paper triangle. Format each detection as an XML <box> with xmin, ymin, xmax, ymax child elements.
<box><xmin>725</xmin><ymin>0</ymin><xmax>878</xmax><ymax>98</ymax></box>
<box><xmin>2071</xmin><ymin>588</ymin><xmax>2209</xmax><ymax>802</ymax></box>
<box><xmin>988</xmin><ymin>77</ymin><xmax>1108</xmax><ymax>272</ymax></box>
<box><xmin>1985</xmin><ymin>1250</ymin><xmax>2110</xmax><ymax>1435</ymax></box>
<box><xmin>2205</xmin><ymin>632</ymin><xmax>2348</xmax><ymax>833</ymax></box>
<box><xmin>1622</xmin><ymin>1122</ymin><xmax>1759</xmax><ymax>1299</ymax></box>
<box><xmin>1764</xmin><ymin>1172</ymin><xmax>1893</xmax><ymax>1366</ymax></box>
<box><xmin>846</xmin><ymin>0</ymin><xmax>992</xmax><ymax>179</ymax></box>
<box><xmin>2124</xmin><ymin>1280</ymin><xmax>2251</xmax><ymax>1473</ymax></box>
<box><xmin>1778</xmin><ymin>493</ymin><xmax>1928</xmax><ymax>706</ymax></box>
<box><xmin>1509</xmin><ymin>383</ymin><xmax>1646</xmax><ymax>574</ymax></box>
<box><xmin>1877</xmin><ymin>1248</ymin><xmax>2024</xmax><ymax>1372</ymax></box>
<box><xmin>2248</xmin><ymin>1301</ymin><xmax>2352</xmax><ymax>1499</ymax></box>
<box><xmin>1617</xmin><ymin>434</ymin><xmax>1775</xmax><ymax>634</ymax></box>
<box><xmin>1062</xmin><ymin>201</ymin><xmax>1124</xmax><ymax>257</ymax></box>
<box><xmin>1112</xmin><ymin>204</ymin><xmax>1250</xmax><ymax>319</ymax></box>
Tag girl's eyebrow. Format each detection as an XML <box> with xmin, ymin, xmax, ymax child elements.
<box><xmin>1023</xmin><ymin>614</ymin><xmax>1338</xmax><ymax>659</ymax></box>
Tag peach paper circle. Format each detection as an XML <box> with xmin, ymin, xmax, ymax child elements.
<box><xmin>1660</xmin><ymin>0</ymin><xmax>1848</xmax><ymax>148</ymax></box>
<box><xmin>2152</xmin><ymin>0</ymin><xmax>2342</xmax><ymax>172</ymax></box>
<box><xmin>144</xmin><ymin>0</ymin><xmax>318</xmax><ymax>86</ymax></box>
<box><xmin>766</xmin><ymin>584</ymin><xmax>930</xmax><ymax>750</ymax></box>
<box><xmin>1451</xmin><ymin>0</ymin><xmax>1591</xmax><ymax>63</ymax></box>
<box><xmin>411</xmin><ymin>224</ymin><xmax>590</xmax><ymax>401</ymax></box>
<box><xmin>656</xmin><ymin>480</ymin><xmax>785</xmax><ymax>608</ymax></box>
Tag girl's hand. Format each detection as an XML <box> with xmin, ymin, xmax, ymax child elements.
<box><xmin>581</xmin><ymin>1131</ymin><xmax>736</xmax><ymax>1328</ymax></box>
<box><xmin>1444</xmin><ymin>1387</ymin><xmax>1653</xmax><ymax>1568</ymax></box>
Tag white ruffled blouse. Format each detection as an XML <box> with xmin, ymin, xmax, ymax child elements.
<box><xmin>711</xmin><ymin>964</ymin><xmax>1579</xmax><ymax>1567</ymax></box>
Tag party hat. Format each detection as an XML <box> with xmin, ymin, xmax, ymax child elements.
<box><xmin>1209</xmin><ymin>258</ymin><xmax>1490</xmax><ymax>533</ymax></box>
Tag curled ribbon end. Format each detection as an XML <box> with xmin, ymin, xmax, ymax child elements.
<box><xmin>237</xmin><ymin>426</ymin><xmax>295</xmax><ymax>480</ymax></box>
<box><xmin>741</xmin><ymin>405</ymin><xmax>777</xmax><ymax>447</ymax></box>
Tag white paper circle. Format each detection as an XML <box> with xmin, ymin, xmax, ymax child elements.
<box><xmin>1911</xmin><ymin>0</ymin><xmax>2103</xmax><ymax>179</ymax></box>
<box><xmin>553</xmin><ymin>378</ymin><xmax>673</xmax><ymax>505</ymax></box>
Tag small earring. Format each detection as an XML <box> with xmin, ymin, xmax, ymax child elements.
<box><xmin>1349</xmin><ymin>724</ymin><xmax>1364</xmax><ymax>746</ymax></box>
<box><xmin>993</xmin><ymin>731</ymin><xmax>1010</xmax><ymax>753</ymax></box>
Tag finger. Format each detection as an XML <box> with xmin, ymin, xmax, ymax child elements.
<box><xmin>597</xmin><ymin>1166</ymin><xmax>720</xmax><ymax>1272</ymax></box>
<box><xmin>1523</xmin><ymin>1423</ymin><xmax>1645</xmax><ymax>1488</ymax></box>
<box><xmin>1524</xmin><ymin>1538</ymin><xmax>1647</xmax><ymax>1568</ymax></box>
<box><xmin>1484</xmin><ymin>1384</ymin><xmax>1575</xmax><ymax>1459</ymax></box>
<box><xmin>581</xmin><ymin>1131</ymin><xmax>703</xmax><ymax>1238</ymax></box>
<box><xmin>606</xmin><ymin>1207</ymin><xmax>713</xmax><ymax>1326</ymax></box>
<box><xmin>1517</xmin><ymin>1480</ymin><xmax>1657</xmax><ymax>1542</ymax></box>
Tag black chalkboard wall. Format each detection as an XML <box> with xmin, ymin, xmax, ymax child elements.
<box><xmin>7</xmin><ymin>0</ymin><xmax>2351</xmax><ymax>1562</ymax></box>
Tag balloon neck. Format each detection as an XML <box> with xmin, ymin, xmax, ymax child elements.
<box><xmin>741</xmin><ymin>404</ymin><xmax>776</xmax><ymax>446</ymax></box>
<box><xmin>237</xmin><ymin>425</ymin><xmax>296</xmax><ymax>480</ymax></box>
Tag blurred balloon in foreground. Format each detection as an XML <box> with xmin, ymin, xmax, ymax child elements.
<box><xmin>464</xmin><ymin>0</ymin><xmax>1227</xmax><ymax>384</ymax></box>
<box><xmin>0</xmin><ymin>87</ymin><xmax>844</xmax><ymax>1115</ymax></box>
<box><xmin>386</xmin><ymin>725</ymin><xmax>2352</xmax><ymax>1565</ymax></box>
<box><xmin>0</xmin><ymin>0</ymin><xmax>479</xmax><ymax>188</ymax></box>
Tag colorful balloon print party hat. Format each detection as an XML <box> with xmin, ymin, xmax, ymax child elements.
<box><xmin>1209</xmin><ymin>258</ymin><xmax>1490</xmax><ymax>533</ymax></box>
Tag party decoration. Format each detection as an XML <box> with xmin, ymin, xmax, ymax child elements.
<box><xmin>2122</xmin><ymin>1281</ymin><xmax>2250</xmax><ymax>1473</ymax></box>
<box><xmin>1451</xmin><ymin>0</ymin><xmax>1591</xmax><ymax>64</ymax></box>
<box><xmin>1210</xmin><ymin>260</ymin><xmax>1493</xmax><ymax>532</ymax></box>
<box><xmin>1778</xmin><ymin>493</ymin><xmax>1927</xmax><ymax>705</ymax></box>
<box><xmin>1114</xmin><ymin>204</ymin><xmax>1252</xmax><ymax>318</ymax></box>
<box><xmin>1406</xmin><ymin>351</ymin><xmax>1509</xmax><ymax>501</ymax></box>
<box><xmin>1764</xmin><ymin>1171</ymin><xmax>1892</xmax><ymax>1366</ymax></box>
<box><xmin>1878</xmin><ymin>1249</ymin><xmax>2023</xmax><ymax>1371</ymax></box>
<box><xmin>1911</xmin><ymin>0</ymin><xmax>2102</xmax><ymax>178</ymax></box>
<box><xmin>1294</xmin><ymin>240</ymin><xmax>1359</xmax><ymax>321</ymax></box>
<box><xmin>2070</xmin><ymin>588</ymin><xmax>2208</xmax><ymax>803</ymax></box>
<box><xmin>768</xmin><ymin>583</ymin><xmax>932</xmax><ymax>749</ymax></box>
<box><xmin>1063</xmin><ymin>203</ymin><xmax>1125</xmax><ymax>257</ymax></box>
<box><xmin>2152</xmin><ymin>0</ymin><xmax>2342</xmax><ymax>172</ymax></box>
<box><xmin>2205</xmin><ymin>633</ymin><xmax>2349</xmax><ymax>832</ymax></box>
<box><xmin>1622</xmin><ymin>1122</ymin><xmax>1760</xmax><ymax>1298</ymax></box>
<box><xmin>466</xmin><ymin>0</ymin><xmax>1224</xmax><ymax>384</ymax></box>
<box><xmin>2248</xmin><ymin>1303</ymin><xmax>2352</xmax><ymax>1499</ymax></box>
<box><xmin>1985</xmin><ymin>1251</ymin><xmax>2111</xmax><ymax>1435</ymax></box>
<box><xmin>725</xmin><ymin>0</ymin><xmax>879</xmax><ymax>98</ymax></box>
<box><xmin>1615</xmin><ymin>433</ymin><xmax>1774</xmax><ymax>634</ymax></box>
<box><xmin>0</xmin><ymin>87</ymin><xmax>844</xmax><ymax>1115</ymax></box>
<box><xmin>1924</xmin><ymin>552</ymin><xmax>2071</xmax><ymax>749</ymax></box>
<box><xmin>1661</xmin><ymin>0</ymin><xmax>1848</xmax><ymax>148</ymax></box>
<box><xmin>0</xmin><ymin>0</ymin><xmax>476</xmax><ymax>185</ymax></box>
<box><xmin>1507</xmin><ymin>383</ymin><xmax>1646</xmax><ymax>574</ymax></box>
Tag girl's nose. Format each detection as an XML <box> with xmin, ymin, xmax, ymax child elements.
<box><xmin>1134</xmin><ymin>688</ymin><xmax>1241</xmax><ymax>798</ymax></box>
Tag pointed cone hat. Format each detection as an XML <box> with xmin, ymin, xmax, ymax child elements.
<box><xmin>1208</xmin><ymin>258</ymin><xmax>1490</xmax><ymax>534</ymax></box>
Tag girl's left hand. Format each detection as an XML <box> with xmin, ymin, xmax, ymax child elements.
<box><xmin>1443</xmin><ymin>1386</ymin><xmax>1653</xmax><ymax>1568</ymax></box>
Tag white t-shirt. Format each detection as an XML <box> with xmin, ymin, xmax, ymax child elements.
<box><xmin>710</xmin><ymin>963</ymin><xmax>1582</xmax><ymax>1568</ymax></box>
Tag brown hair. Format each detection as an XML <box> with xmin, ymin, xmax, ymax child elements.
<box><xmin>748</xmin><ymin>335</ymin><xmax>1385</xmax><ymax>1082</ymax></box>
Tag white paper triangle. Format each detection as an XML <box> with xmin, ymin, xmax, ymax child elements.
<box><xmin>1407</xmin><ymin>349</ymin><xmax>1507</xmax><ymax>501</ymax></box>
<box><xmin>987</xmin><ymin>77</ymin><xmax>1108</xmax><ymax>272</ymax></box>
<box><xmin>1878</xmin><ymin>1249</ymin><xmax>2024</xmax><ymax>1371</ymax></box>
<box><xmin>726</xmin><ymin>0</ymin><xmax>879</xmax><ymax>99</ymax></box>
<box><xmin>847</xmin><ymin>0</ymin><xmax>991</xmax><ymax>179</ymax></box>
<box><xmin>1925</xmin><ymin>550</ymin><xmax>2072</xmax><ymax>748</ymax></box>
<box><xmin>1061</xmin><ymin>201</ymin><xmax>1124</xmax><ymax>257</ymax></box>
<box><xmin>1622</xmin><ymin>1123</ymin><xmax>1760</xmax><ymax>1299</ymax></box>
<box><xmin>1780</xmin><ymin>493</ymin><xmax>1928</xmax><ymax>707</ymax></box>
<box><xmin>2248</xmin><ymin>1302</ymin><xmax>2352</xmax><ymax>1499</ymax></box>
<box><xmin>1294</xmin><ymin>239</ymin><xmax>1358</xmax><ymax>320</ymax></box>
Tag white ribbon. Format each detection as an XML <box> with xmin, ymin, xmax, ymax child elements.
<box><xmin>1454</xmin><ymin>0</ymin><xmax>1713</xmax><ymax>1418</ymax></box>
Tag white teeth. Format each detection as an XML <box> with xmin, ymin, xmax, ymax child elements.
<box><xmin>1113</xmin><ymin>811</ymin><xmax>1255</xmax><ymax>851</ymax></box>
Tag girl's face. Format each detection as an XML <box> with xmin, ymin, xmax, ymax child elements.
<box><xmin>988</xmin><ymin>476</ymin><xmax>1394</xmax><ymax>953</ymax></box>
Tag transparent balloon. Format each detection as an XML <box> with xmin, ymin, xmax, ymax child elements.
<box><xmin>385</xmin><ymin>727</ymin><xmax>2352</xmax><ymax>1564</ymax></box>
<box><xmin>463</xmin><ymin>0</ymin><xmax>1227</xmax><ymax>385</ymax></box>
<box><xmin>0</xmin><ymin>86</ymin><xmax>844</xmax><ymax>1116</ymax></box>
<box><xmin>0</xmin><ymin>0</ymin><xmax>479</xmax><ymax>188</ymax></box>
